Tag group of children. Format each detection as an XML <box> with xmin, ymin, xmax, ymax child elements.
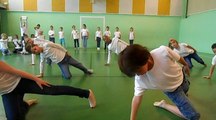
<box><xmin>33</xmin><ymin>24</ymin><xmax>135</xmax><ymax>51</ymax></box>
<box><xmin>1</xmin><ymin>24</ymin><xmax>216</xmax><ymax>120</ymax></box>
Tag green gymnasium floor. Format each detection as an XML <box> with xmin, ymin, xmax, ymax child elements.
<box><xmin>0</xmin><ymin>48</ymin><xmax>216</xmax><ymax>120</ymax></box>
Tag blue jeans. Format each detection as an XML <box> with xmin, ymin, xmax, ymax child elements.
<box><xmin>164</xmin><ymin>74</ymin><xmax>200</xmax><ymax>120</ymax></box>
<box><xmin>2</xmin><ymin>78</ymin><xmax>89</xmax><ymax>120</ymax></box>
<box><xmin>82</xmin><ymin>36</ymin><xmax>88</xmax><ymax>48</ymax></box>
<box><xmin>184</xmin><ymin>52</ymin><xmax>205</xmax><ymax>69</ymax></box>
<box><xmin>57</xmin><ymin>54</ymin><xmax>88</xmax><ymax>79</ymax></box>
<box><xmin>60</xmin><ymin>38</ymin><xmax>66</xmax><ymax>47</ymax></box>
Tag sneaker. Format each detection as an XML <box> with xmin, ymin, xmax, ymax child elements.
<box><xmin>86</xmin><ymin>69</ymin><xmax>93</xmax><ymax>75</ymax></box>
<box><xmin>88</xmin><ymin>89</ymin><xmax>96</xmax><ymax>108</ymax></box>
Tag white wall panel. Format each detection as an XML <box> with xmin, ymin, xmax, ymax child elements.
<box><xmin>65</xmin><ymin>0</ymin><xmax>79</xmax><ymax>13</ymax></box>
<box><xmin>145</xmin><ymin>0</ymin><xmax>158</xmax><ymax>15</ymax></box>
<box><xmin>38</xmin><ymin>0</ymin><xmax>51</xmax><ymax>12</ymax></box>
<box><xmin>92</xmin><ymin>0</ymin><xmax>106</xmax><ymax>13</ymax></box>
<box><xmin>9</xmin><ymin>0</ymin><xmax>23</xmax><ymax>11</ymax></box>
<box><xmin>119</xmin><ymin>0</ymin><xmax>132</xmax><ymax>14</ymax></box>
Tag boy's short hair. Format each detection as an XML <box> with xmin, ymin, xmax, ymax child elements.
<box><xmin>211</xmin><ymin>43</ymin><xmax>216</xmax><ymax>49</ymax></box>
<box><xmin>118</xmin><ymin>44</ymin><xmax>150</xmax><ymax>77</ymax></box>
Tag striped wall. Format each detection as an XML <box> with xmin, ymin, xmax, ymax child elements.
<box><xmin>8</xmin><ymin>0</ymin><xmax>182</xmax><ymax>16</ymax></box>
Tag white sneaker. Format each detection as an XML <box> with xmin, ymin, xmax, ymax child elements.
<box><xmin>153</xmin><ymin>100</ymin><xmax>165</xmax><ymax>107</ymax></box>
<box><xmin>86</xmin><ymin>69</ymin><xmax>93</xmax><ymax>75</ymax></box>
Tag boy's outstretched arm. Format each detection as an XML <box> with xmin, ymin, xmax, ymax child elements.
<box><xmin>203</xmin><ymin>65</ymin><xmax>215</xmax><ymax>79</ymax></box>
<box><xmin>130</xmin><ymin>95</ymin><xmax>143</xmax><ymax>120</ymax></box>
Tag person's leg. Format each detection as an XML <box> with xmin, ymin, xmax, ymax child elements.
<box><xmin>82</xmin><ymin>36</ymin><xmax>85</xmax><ymax>48</ymax></box>
<box><xmin>2</xmin><ymin>93</ymin><xmax>28</xmax><ymax>120</ymax></box>
<box><xmin>15</xmin><ymin>78</ymin><xmax>96</xmax><ymax>108</ymax></box>
<box><xmin>60</xmin><ymin>38</ymin><xmax>62</xmax><ymax>46</ymax></box>
<box><xmin>84</xmin><ymin>36</ymin><xmax>87</xmax><ymax>48</ymax></box>
<box><xmin>53</xmin><ymin>38</ymin><xmax>55</xmax><ymax>43</ymax></box>
<box><xmin>190</xmin><ymin>53</ymin><xmax>206</xmax><ymax>66</ymax></box>
<box><xmin>58</xmin><ymin>62</ymin><xmax>72</xmax><ymax>79</ymax></box>
<box><xmin>74</xmin><ymin>39</ymin><xmax>77</xmax><ymax>48</ymax></box>
<box><xmin>63</xmin><ymin>55</ymin><xmax>90</xmax><ymax>74</ymax></box>
<box><xmin>184</xmin><ymin>56</ymin><xmax>193</xmax><ymax>69</ymax></box>
<box><xmin>77</xmin><ymin>39</ymin><xmax>80</xmax><ymax>48</ymax></box>
<box><xmin>31</xmin><ymin>54</ymin><xmax>35</xmax><ymax>65</ymax></box>
<box><xmin>63</xmin><ymin>38</ymin><xmax>66</xmax><ymax>48</ymax></box>
<box><xmin>158</xmin><ymin>78</ymin><xmax>200</xmax><ymax>120</ymax></box>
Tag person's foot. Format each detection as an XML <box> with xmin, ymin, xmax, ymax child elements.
<box><xmin>26</xmin><ymin>99</ymin><xmax>38</xmax><ymax>107</ymax></box>
<box><xmin>88</xmin><ymin>89</ymin><xmax>96</xmax><ymax>108</ymax></box>
<box><xmin>153</xmin><ymin>100</ymin><xmax>165</xmax><ymax>108</ymax></box>
<box><xmin>203</xmin><ymin>64</ymin><xmax>207</xmax><ymax>67</ymax></box>
<box><xmin>85</xmin><ymin>69</ymin><xmax>93</xmax><ymax>75</ymax></box>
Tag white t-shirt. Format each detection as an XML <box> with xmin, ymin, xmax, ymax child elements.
<box><xmin>0</xmin><ymin>71</ymin><xmax>21</xmax><ymax>95</ymax></box>
<box><xmin>212</xmin><ymin>55</ymin><xmax>216</xmax><ymax>65</ymax></box>
<box><xmin>173</xmin><ymin>43</ymin><xmax>194</xmax><ymax>57</ymax></box>
<box><xmin>71</xmin><ymin>29</ymin><xmax>79</xmax><ymax>39</ymax></box>
<box><xmin>95</xmin><ymin>30</ymin><xmax>102</xmax><ymax>38</ymax></box>
<box><xmin>39</xmin><ymin>42</ymin><xmax>67</xmax><ymax>74</ymax></box>
<box><xmin>114</xmin><ymin>31</ymin><xmax>121</xmax><ymax>38</ymax></box>
<box><xmin>106</xmin><ymin>38</ymin><xmax>128</xmax><ymax>64</ymax></box>
<box><xmin>0</xmin><ymin>39</ymin><xmax>9</xmax><ymax>49</ymax></box>
<box><xmin>58</xmin><ymin>31</ymin><xmax>64</xmax><ymax>39</ymax></box>
<box><xmin>129</xmin><ymin>31</ymin><xmax>134</xmax><ymax>40</ymax></box>
<box><xmin>81</xmin><ymin>29</ymin><xmax>89</xmax><ymax>37</ymax></box>
<box><xmin>104</xmin><ymin>30</ymin><xmax>111</xmax><ymax>37</ymax></box>
<box><xmin>48</xmin><ymin>30</ymin><xmax>55</xmax><ymax>38</ymax></box>
<box><xmin>134</xmin><ymin>46</ymin><xmax>183</xmax><ymax>96</ymax></box>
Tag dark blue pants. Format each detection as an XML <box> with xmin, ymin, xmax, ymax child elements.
<box><xmin>2</xmin><ymin>78</ymin><xmax>89</xmax><ymax>120</ymax></box>
<box><xmin>184</xmin><ymin>52</ymin><xmax>205</xmax><ymax>69</ymax></box>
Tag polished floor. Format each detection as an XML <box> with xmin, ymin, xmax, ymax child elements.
<box><xmin>0</xmin><ymin>48</ymin><xmax>215</xmax><ymax>120</ymax></box>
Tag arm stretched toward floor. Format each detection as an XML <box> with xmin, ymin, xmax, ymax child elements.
<box><xmin>130</xmin><ymin>95</ymin><xmax>143</xmax><ymax>120</ymax></box>
<box><xmin>203</xmin><ymin>65</ymin><xmax>215</xmax><ymax>79</ymax></box>
<box><xmin>0</xmin><ymin>61</ymin><xmax>50</xmax><ymax>89</ymax></box>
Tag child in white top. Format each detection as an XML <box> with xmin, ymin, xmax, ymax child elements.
<box><xmin>103</xmin><ymin>36</ymin><xmax>128</xmax><ymax>66</ymax></box>
<box><xmin>59</xmin><ymin>27</ymin><xmax>66</xmax><ymax>47</ymax></box>
<box><xmin>169</xmin><ymin>38</ymin><xmax>206</xmax><ymax>69</ymax></box>
<box><xmin>25</xmin><ymin>42</ymin><xmax>93</xmax><ymax>79</ymax></box>
<box><xmin>203</xmin><ymin>43</ymin><xmax>216</xmax><ymax>79</ymax></box>
<box><xmin>48</xmin><ymin>25</ymin><xmax>55</xmax><ymax>43</ymax></box>
<box><xmin>12</xmin><ymin>34</ymin><xmax>22</xmax><ymax>53</ymax></box>
<box><xmin>0</xmin><ymin>61</ymin><xmax>96</xmax><ymax>119</ymax></box>
<box><xmin>103</xmin><ymin>26</ymin><xmax>111</xmax><ymax>50</ymax></box>
<box><xmin>37</xmin><ymin>30</ymin><xmax>45</xmax><ymax>39</ymax></box>
<box><xmin>34</xmin><ymin>24</ymin><xmax>41</xmax><ymax>38</ymax></box>
<box><xmin>81</xmin><ymin>24</ymin><xmax>89</xmax><ymax>48</ymax></box>
<box><xmin>0</xmin><ymin>33</ymin><xmax>11</xmax><ymax>56</ymax></box>
<box><xmin>129</xmin><ymin>27</ymin><xmax>135</xmax><ymax>45</ymax></box>
<box><xmin>71</xmin><ymin>25</ymin><xmax>80</xmax><ymax>49</ymax></box>
<box><xmin>114</xmin><ymin>27</ymin><xmax>121</xmax><ymax>39</ymax></box>
<box><xmin>95</xmin><ymin>27</ymin><xmax>102</xmax><ymax>50</ymax></box>
<box><xmin>118</xmin><ymin>44</ymin><xmax>200</xmax><ymax>120</ymax></box>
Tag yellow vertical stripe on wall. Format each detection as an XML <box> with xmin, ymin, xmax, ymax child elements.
<box><xmin>132</xmin><ymin>0</ymin><xmax>145</xmax><ymax>14</ymax></box>
<box><xmin>52</xmin><ymin>0</ymin><xmax>65</xmax><ymax>12</ymax></box>
<box><xmin>158</xmin><ymin>0</ymin><xmax>170</xmax><ymax>15</ymax></box>
<box><xmin>79</xmin><ymin>0</ymin><xmax>92</xmax><ymax>12</ymax></box>
<box><xmin>106</xmin><ymin>0</ymin><xmax>119</xmax><ymax>13</ymax></box>
<box><xmin>24</xmin><ymin>0</ymin><xmax>37</xmax><ymax>11</ymax></box>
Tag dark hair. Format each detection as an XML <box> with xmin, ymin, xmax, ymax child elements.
<box><xmin>211</xmin><ymin>43</ymin><xmax>216</xmax><ymax>49</ymax></box>
<box><xmin>118</xmin><ymin>44</ymin><xmax>150</xmax><ymax>77</ymax></box>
